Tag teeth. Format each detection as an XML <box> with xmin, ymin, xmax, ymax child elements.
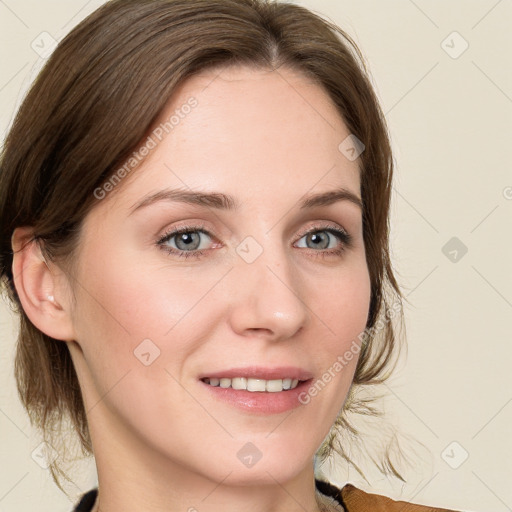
<box><xmin>203</xmin><ymin>377</ymin><xmax>301</xmax><ymax>392</ymax></box>
<box><xmin>231</xmin><ymin>377</ymin><xmax>247</xmax><ymax>390</ymax></box>
<box><xmin>219</xmin><ymin>378</ymin><xmax>231</xmax><ymax>388</ymax></box>
<box><xmin>247</xmin><ymin>378</ymin><xmax>266</xmax><ymax>392</ymax></box>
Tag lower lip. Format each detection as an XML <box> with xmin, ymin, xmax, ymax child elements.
<box><xmin>199</xmin><ymin>379</ymin><xmax>312</xmax><ymax>414</ymax></box>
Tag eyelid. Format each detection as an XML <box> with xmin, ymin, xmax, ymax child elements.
<box><xmin>157</xmin><ymin>223</ymin><xmax>217</xmax><ymax>248</ymax></box>
<box><xmin>295</xmin><ymin>220</ymin><xmax>349</xmax><ymax>239</ymax></box>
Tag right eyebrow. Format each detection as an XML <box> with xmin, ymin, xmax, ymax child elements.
<box><xmin>129</xmin><ymin>189</ymin><xmax>239</xmax><ymax>215</ymax></box>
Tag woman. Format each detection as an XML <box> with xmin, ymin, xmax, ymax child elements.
<box><xmin>0</xmin><ymin>1</ymin><xmax>462</xmax><ymax>511</ymax></box>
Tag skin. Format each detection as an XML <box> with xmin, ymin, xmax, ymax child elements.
<box><xmin>13</xmin><ymin>65</ymin><xmax>371</xmax><ymax>512</ymax></box>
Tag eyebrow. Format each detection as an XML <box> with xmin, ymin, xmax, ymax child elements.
<box><xmin>129</xmin><ymin>187</ymin><xmax>363</xmax><ymax>214</ymax></box>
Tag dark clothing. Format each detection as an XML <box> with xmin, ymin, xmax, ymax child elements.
<box><xmin>72</xmin><ymin>488</ymin><xmax>97</xmax><ymax>511</ymax></box>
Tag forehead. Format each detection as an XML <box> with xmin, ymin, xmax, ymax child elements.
<box><xmin>99</xmin><ymin>65</ymin><xmax>361</xmax><ymax>215</ymax></box>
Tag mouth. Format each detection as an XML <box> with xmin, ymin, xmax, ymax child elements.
<box><xmin>198</xmin><ymin>368</ymin><xmax>314</xmax><ymax>414</ymax></box>
<box><xmin>200</xmin><ymin>376</ymin><xmax>305</xmax><ymax>392</ymax></box>
<box><xmin>197</xmin><ymin>366</ymin><xmax>314</xmax><ymax>413</ymax></box>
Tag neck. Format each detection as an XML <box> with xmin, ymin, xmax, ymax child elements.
<box><xmin>92</xmin><ymin>468</ymin><xmax>327</xmax><ymax>512</ymax></box>
<box><xmin>87</xmin><ymin>407</ymin><xmax>328</xmax><ymax>512</ymax></box>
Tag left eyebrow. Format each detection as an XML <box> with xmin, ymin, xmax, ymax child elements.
<box><xmin>128</xmin><ymin>186</ymin><xmax>363</xmax><ymax>215</ymax></box>
<box><xmin>299</xmin><ymin>188</ymin><xmax>363</xmax><ymax>210</ymax></box>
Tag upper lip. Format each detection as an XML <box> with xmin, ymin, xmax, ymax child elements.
<box><xmin>199</xmin><ymin>366</ymin><xmax>313</xmax><ymax>381</ymax></box>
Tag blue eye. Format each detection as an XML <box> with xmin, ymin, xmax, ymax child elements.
<box><xmin>295</xmin><ymin>228</ymin><xmax>350</xmax><ymax>253</ymax></box>
<box><xmin>157</xmin><ymin>225</ymin><xmax>213</xmax><ymax>259</ymax></box>
<box><xmin>156</xmin><ymin>224</ymin><xmax>352</xmax><ymax>260</ymax></box>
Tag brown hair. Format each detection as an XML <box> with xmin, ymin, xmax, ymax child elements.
<box><xmin>0</xmin><ymin>0</ymin><xmax>406</xmax><ymax>492</ymax></box>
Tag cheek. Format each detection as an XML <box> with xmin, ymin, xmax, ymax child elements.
<box><xmin>76</xmin><ymin>239</ymin><xmax>216</xmax><ymax>337</ymax></box>
<box><xmin>313</xmin><ymin>260</ymin><xmax>371</xmax><ymax>345</ymax></box>
<box><xmin>70</xmin><ymin>248</ymin><xmax>242</xmax><ymax>472</ymax></box>
<box><xmin>71</xmin><ymin>250</ymin><xmax>213</xmax><ymax>436</ymax></box>
<box><xmin>303</xmin><ymin>262</ymin><xmax>371</xmax><ymax>404</ymax></box>
<box><xmin>72</xmin><ymin>242</ymin><xmax>232</xmax><ymax>392</ymax></box>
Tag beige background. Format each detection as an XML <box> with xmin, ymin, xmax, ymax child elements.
<box><xmin>1</xmin><ymin>1</ymin><xmax>511</xmax><ymax>511</ymax></box>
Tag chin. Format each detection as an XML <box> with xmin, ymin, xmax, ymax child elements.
<box><xmin>204</xmin><ymin>441</ymin><xmax>313</xmax><ymax>486</ymax></box>
<box><xmin>212</xmin><ymin>461</ymin><xmax>307</xmax><ymax>487</ymax></box>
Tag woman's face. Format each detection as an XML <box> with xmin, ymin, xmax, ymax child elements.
<box><xmin>66</xmin><ymin>65</ymin><xmax>371</xmax><ymax>486</ymax></box>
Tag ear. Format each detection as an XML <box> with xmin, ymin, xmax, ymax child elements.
<box><xmin>11</xmin><ymin>227</ymin><xmax>76</xmax><ymax>342</ymax></box>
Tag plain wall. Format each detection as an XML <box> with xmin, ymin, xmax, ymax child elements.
<box><xmin>1</xmin><ymin>1</ymin><xmax>511</xmax><ymax>511</ymax></box>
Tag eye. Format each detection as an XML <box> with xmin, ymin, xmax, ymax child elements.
<box><xmin>294</xmin><ymin>226</ymin><xmax>352</xmax><ymax>258</ymax></box>
<box><xmin>157</xmin><ymin>225</ymin><xmax>215</xmax><ymax>259</ymax></box>
<box><xmin>156</xmin><ymin>223</ymin><xmax>353</xmax><ymax>260</ymax></box>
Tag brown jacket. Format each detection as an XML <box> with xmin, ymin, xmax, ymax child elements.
<box><xmin>317</xmin><ymin>479</ymin><xmax>459</xmax><ymax>511</ymax></box>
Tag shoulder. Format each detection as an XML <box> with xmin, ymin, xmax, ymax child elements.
<box><xmin>316</xmin><ymin>479</ymin><xmax>461</xmax><ymax>512</ymax></box>
<box><xmin>341</xmin><ymin>483</ymin><xmax>460</xmax><ymax>511</ymax></box>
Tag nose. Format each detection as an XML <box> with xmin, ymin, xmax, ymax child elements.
<box><xmin>227</xmin><ymin>245</ymin><xmax>309</xmax><ymax>342</ymax></box>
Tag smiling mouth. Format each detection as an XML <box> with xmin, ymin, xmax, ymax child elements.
<box><xmin>201</xmin><ymin>377</ymin><xmax>305</xmax><ymax>392</ymax></box>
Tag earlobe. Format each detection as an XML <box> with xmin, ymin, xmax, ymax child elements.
<box><xmin>11</xmin><ymin>227</ymin><xmax>76</xmax><ymax>342</ymax></box>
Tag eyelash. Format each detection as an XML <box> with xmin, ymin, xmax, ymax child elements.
<box><xmin>156</xmin><ymin>223</ymin><xmax>353</xmax><ymax>261</ymax></box>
